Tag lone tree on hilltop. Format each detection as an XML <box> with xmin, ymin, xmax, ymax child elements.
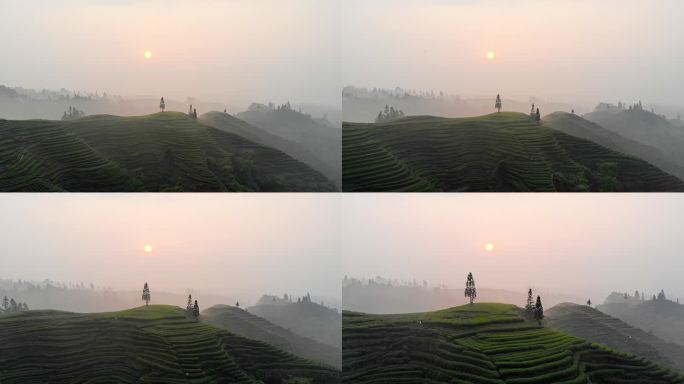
<box><xmin>530</xmin><ymin>104</ymin><xmax>535</xmax><ymax>118</ymax></box>
<box><xmin>495</xmin><ymin>94</ymin><xmax>502</xmax><ymax>113</ymax></box>
<box><xmin>142</xmin><ymin>282</ymin><xmax>151</xmax><ymax>306</ymax></box>
<box><xmin>193</xmin><ymin>300</ymin><xmax>200</xmax><ymax>319</ymax></box>
<box><xmin>235</xmin><ymin>301</ymin><xmax>240</xmax><ymax>308</ymax></box>
<box><xmin>525</xmin><ymin>288</ymin><xmax>535</xmax><ymax>317</ymax></box>
<box><xmin>159</xmin><ymin>97</ymin><xmax>165</xmax><ymax>112</ymax></box>
<box><xmin>186</xmin><ymin>294</ymin><xmax>193</xmax><ymax>314</ymax></box>
<box><xmin>587</xmin><ymin>299</ymin><xmax>592</xmax><ymax>306</ymax></box>
<box><xmin>188</xmin><ymin>104</ymin><xmax>193</xmax><ymax>116</ymax></box>
<box><xmin>534</xmin><ymin>295</ymin><xmax>544</xmax><ymax>325</ymax></box>
<box><xmin>193</xmin><ymin>108</ymin><xmax>198</xmax><ymax>119</ymax></box>
<box><xmin>464</xmin><ymin>272</ymin><xmax>477</xmax><ymax>305</ymax></box>
<box><xmin>535</xmin><ymin>108</ymin><xmax>541</xmax><ymax>124</ymax></box>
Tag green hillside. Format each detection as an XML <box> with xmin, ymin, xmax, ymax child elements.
<box><xmin>0</xmin><ymin>112</ymin><xmax>335</xmax><ymax>191</ymax></box>
<box><xmin>202</xmin><ymin>304</ymin><xmax>341</xmax><ymax>369</ymax></box>
<box><xmin>342</xmin><ymin>112</ymin><xmax>684</xmax><ymax>191</ymax></box>
<box><xmin>200</xmin><ymin>111</ymin><xmax>339</xmax><ymax>189</ymax></box>
<box><xmin>598</xmin><ymin>300</ymin><xmax>684</xmax><ymax>348</ymax></box>
<box><xmin>547</xmin><ymin>303</ymin><xmax>684</xmax><ymax>371</ymax></box>
<box><xmin>543</xmin><ymin>112</ymin><xmax>684</xmax><ymax>181</ymax></box>
<box><xmin>343</xmin><ymin>303</ymin><xmax>684</xmax><ymax>383</ymax></box>
<box><xmin>249</xmin><ymin>301</ymin><xmax>341</xmax><ymax>350</ymax></box>
<box><xmin>0</xmin><ymin>305</ymin><xmax>340</xmax><ymax>383</ymax></box>
<box><xmin>237</xmin><ymin>108</ymin><xmax>341</xmax><ymax>188</ymax></box>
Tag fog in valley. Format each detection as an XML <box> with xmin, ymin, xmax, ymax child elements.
<box><xmin>341</xmin><ymin>194</ymin><xmax>684</xmax><ymax>313</ymax></box>
<box><xmin>0</xmin><ymin>194</ymin><xmax>341</xmax><ymax>312</ymax></box>
<box><xmin>1</xmin><ymin>0</ymin><xmax>341</xmax><ymax>119</ymax></box>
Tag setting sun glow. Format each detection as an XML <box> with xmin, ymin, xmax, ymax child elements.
<box><xmin>485</xmin><ymin>243</ymin><xmax>494</xmax><ymax>252</ymax></box>
<box><xmin>144</xmin><ymin>50</ymin><xmax>152</xmax><ymax>59</ymax></box>
<box><xmin>144</xmin><ymin>244</ymin><xmax>153</xmax><ymax>253</ymax></box>
<box><xmin>486</xmin><ymin>51</ymin><xmax>495</xmax><ymax>60</ymax></box>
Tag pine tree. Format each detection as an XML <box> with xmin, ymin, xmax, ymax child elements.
<box><xmin>142</xmin><ymin>282</ymin><xmax>151</xmax><ymax>306</ymax></box>
<box><xmin>193</xmin><ymin>300</ymin><xmax>200</xmax><ymax>319</ymax></box>
<box><xmin>235</xmin><ymin>301</ymin><xmax>240</xmax><ymax>308</ymax></box>
<box><xmin>525</xmin><ymin>288</ymin><xmax>535</xmax><ymax>317</ymax></box>
<box><xmin>587</xmin><ymin>299</ymin><xmax>592</xmax><ymax>306</ymax></box>
<box><xmin>530</xmin><ymin>104</ymin><xmax>535</xmax><ymax>118</ymax></box>
<box><xmin>535</xmin><ymin>108</ymin><xmax>541</xmax><ymax>123</ymax></box>
<box><xmin>186</xmin><ymin>294</ymin><xmax>193</xmax><ymax>313</ymax></box>
<box><xmin>534</xmin><ymin>296</ymin><xmax>544</xmax><ymax>324</ymax></box>
<box><xmin>495</xmin><ymin>94</ymin><xmax>502</xmax><ymax>112</ymax></box>
<box><xmin>188</xmin><ymin>104</ymin><xmax>194</xmax><ymax>116</ymax></box>
<box><xmin>193</xmin><ymin>108</ymin><xmax>197</xmax><ymax>119</ymax></box>
<box><xmin>159</xmin><ymin>97</ymin><xmax>165</xmax><ymax>112</ymax></box>
<box><xmin>464</xmin><ymin>272</ymin><xmax>477</xmax><ymax>304</ymax></box>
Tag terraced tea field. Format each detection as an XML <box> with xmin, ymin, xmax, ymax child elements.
<box><xmin>0</xmin><ymin>112</ymin><xmax>335</xmax><ymax>191</ymax></box>
<box><xmin>342</xmin><ymin>113</ymin><xmax>684</xmax><ymax>191</ymax></box>
<box><xmin>202</xmin><ymin>304</ymin><xmax>341</xmax><ymax>369</ymax></box>
<box><xmin>0</xmin><ymin>305</ymin><xmax>340</xmax><ymax>383</ymax></box>
<box><xmin>343</xmin><ymin>303</ymin><xmax>684</xmax><ymax>383</ymax></box>
<box><xmin>547</xmin><ymin>303</ymin><xmax>684</xmax><ymax>371</ymax></box>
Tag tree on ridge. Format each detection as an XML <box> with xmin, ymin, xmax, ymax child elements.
<box><xmin>464</xmin><ymin>272</ymin><xmax>477</xmax><ymax>305</ymax></box>
<box><xmin>193</xmin><ymin>300</ymin><xmax>200</xmax><ymax>319</ymax></box>
<box><xmin>525</xmin><ymin>288</ymin><xmax>535</xmax><ymax>317</ymax></box>
<box><xmin>534</xmin><ymin>295</ymin><xmax>544</xmax><ymax>325</ymax></box>
<box><xmin>495</xmin><ymin>94</ymin><xmax>502</xmax><ymax>113</ymax></box>
<box><xmin>186</xmin><ymin>294</ymin><xmax>193</xmax><ymax>314</ymax></box>
<box><xmin>159</xmin><ymin>97</ymin><xmax>165</xmax><ymax>112</ymax></box>
<box><xmin>142</xmin><ymin>282</ymin><xmax>151</xmax><ymax>306</ymax></box>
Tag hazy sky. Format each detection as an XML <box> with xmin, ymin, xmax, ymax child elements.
<box><xmin>0</xmin><ymin>194</ymin><xmax>340</xmax><ymax>302</ymax></box>
<box><xmin>343</xmin><ymin>0</ymin><xmax>684</xmax><ymax>108</ymax></box>
<box><xmin>1</xmin><ymin>0</ymin><xmax>340</xmax><ymax>108</ymax></box>
<box><xmin>342</xmin><ymin>194</ymin><xmax>684</xmax><ymax>302</ymax></box>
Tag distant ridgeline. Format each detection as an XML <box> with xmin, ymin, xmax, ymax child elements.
<box><xmin>343</xmin><ymin>303</ymin><xmax>684</xmax><ymax>383</ymax></box>
<box><xmin>0</xmin><ymin>112</ymin><xmax>335</xmax><ymax>191</ymax></box>
<box><xmin>343</xmin><ymin>111</ymin><xmax>684</xmax><ymax>192</ymax></box>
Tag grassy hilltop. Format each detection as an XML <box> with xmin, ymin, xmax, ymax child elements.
<box><xmin>202</xmin><ymin>304</ymin><xmax>341</xmax><ymax>369</ymax></box>
<box><xmin>342</xmin><ymin>112</ymin><xmax>684</xmax><ymax>192</ymax></box>
<box><xmin>342</xmin><ymin>303</ymin><xmax>684</xmax><ymax>383</ymax></box>
<box><xmin>0</xmin><ymin>305</ymin><xmax>341</xmax><ymax>383</ymax></box>
<box><xmin>0</xmin><ymin>111</ymin><xmax>335</xmax><ymax>191</ymax></box>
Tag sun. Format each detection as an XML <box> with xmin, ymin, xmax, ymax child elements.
<box><xmin>486</xmin><ymin>51</ymin><xmax>495</xmax><ymax>60</ymax></box>
<box><xmin>144</xmin><ymin>50</ymin><xmax>152</xmax><ymax>59</ymax></box>
<box><xmin>144</xmin><ymin>244</ymin><xmax>153</xmax><ymax>253</ymax></box>
<box><xmin>485</xmin><ymin>243</ymin><xmax>494</xmax><ymax>252</ymax></box>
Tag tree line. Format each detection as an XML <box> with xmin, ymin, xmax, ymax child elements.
<box><xmin>375</xmin><ymin>104</ymin><xmax>405</xmax><ymax>123</ymax></box>
<box><xmin>1</xmin><ymin>295</ymin><xmax>29</xmax><ymax>314</ymax></box>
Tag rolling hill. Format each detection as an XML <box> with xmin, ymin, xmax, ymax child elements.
<box><xmin>237</xmin><ymin>107</ymin><xmax>341</xmax><ymax>188</ymax></box>
<box><xmin>544</xmin><ymin>111</ymin><xmax>684</xmax><ymax>180</ymax></box>
<box><xmin>202</xmin><ymin>304</ymin><xmax>341</xmax><ymax>369</ymax></box>
<box><xmin>0</xmin><ymin>305</ymin><xmax>340</xmax><ymax>383</ymax></box>
<box><xmin>342</xmin><ymin>112</ymin><xmax>684</xmax><ymax>191</ymax></box>
<box><xmin>598</xmin><ymin>299</ymin><xmax>684</xmax><ymax>348</ymax></box>
<box><xmin>547</xmin><ymin>303</ymin><xmax>684</xmax><ymax>371</ymax></box>
<box><xmin>343</xmin><ymin>303</ymin><xmax>684</xmax><ymax>383</ymax></box>
<box><xmin>584</xmin><ymin>108</ymin><xmax>684</xmax><ymax>173</ymax></box>
<box><xmin>200</xmin><ymin>111</ymin><xmax>339</xmax><ymax>189</ymax></box>
<box><xmin>248</xmin><ymin>301</ymin><xmax>341</xmax><ymax>350</ymax></box>
<box><xmin>0</xmin><ymin>112</ymin><xmax>335</xmax><ymax>191</ymax></box>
